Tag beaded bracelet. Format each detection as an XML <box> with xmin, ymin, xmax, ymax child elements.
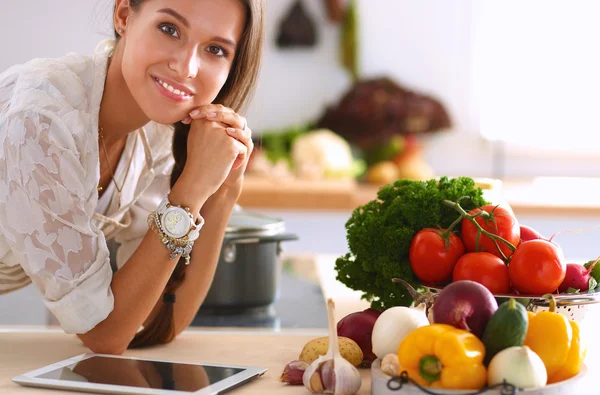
<box><xmin>147</xmin><ymin>211</ymin><xmax>194</xmax><ymax>265</ymax></box>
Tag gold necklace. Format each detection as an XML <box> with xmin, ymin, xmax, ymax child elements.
<box><xmin>98</xmin><ymin>125</ymin><xmax>126</xmax><ymax>194</ymax></box>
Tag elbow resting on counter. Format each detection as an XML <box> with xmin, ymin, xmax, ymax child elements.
<box><xmin>77</xmin><ymin>333</ymin><xmax>129</xmax><ymax>356</ymax></box>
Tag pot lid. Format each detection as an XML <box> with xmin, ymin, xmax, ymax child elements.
<box><xmin>226</xmin><ymin>208</ymin><xmax>285</xmax><ymax>234</ymax></box>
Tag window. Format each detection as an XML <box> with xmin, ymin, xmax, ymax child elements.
<box><xmin>472</xmin><ymin>1</ymin><xmax>600</xmax><ymax>155</ymax></box>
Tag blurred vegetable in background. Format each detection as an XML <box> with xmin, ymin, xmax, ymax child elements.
<box><xmin>248</xmin><ymin>125</ymin><xmax>365</xmax><ymax>181</ymax></box>
<box><xmin>292</xmin><ymin>129</ymin><xmax>365</xmax><ymax>180</ymax></box>
<box><xmin>255</xmin><ymin>123</ymin><xmax>312</xmax><ymax>166</ymax></box>
<box><xmin>340</xmin><ymin>0</ymin><xmax>359</xmax><ymax>82</ymax></box>
<box><xmin>316</xmin><ymin>77</ymin><xmax>452</xmax><ymax>150</ymax></box>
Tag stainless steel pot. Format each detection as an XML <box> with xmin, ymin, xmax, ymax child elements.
<box><xmin>200</xmin><ymin>208</ymin><xmax>298</xmax><ymax>310</ymax></box>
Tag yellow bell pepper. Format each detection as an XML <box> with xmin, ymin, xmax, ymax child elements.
<box><xmin>523</xmin><ymin>295</ymin><xmax>587</xmax><ymax>384</ymax></box>
<box><xmin>397</xmin><ymin>324</ymin><xmax>487</xmax><ymax>390</ymax></box>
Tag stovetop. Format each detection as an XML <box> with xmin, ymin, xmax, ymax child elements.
<box><xmin>190</xmin><ymin>270</ymin><xmax>328</xmax><ymax>329</ymax></box>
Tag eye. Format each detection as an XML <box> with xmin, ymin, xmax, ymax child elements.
<box><xmin>207</xmin><ymin>45</ymin><xmax>227</xmax><ymax>57</ymax></box>
<box><xmin>159</xmin><ymin>24</ymin><xmax>180</xmax><ymax>38</ymax></box>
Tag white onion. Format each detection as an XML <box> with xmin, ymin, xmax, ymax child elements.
<box><xmin>488</xmin><ymin>346</ymin><xmax>547</xmax><ymax>389</ymax></box>
<box><xmin>371</xmin><ymin>305</ymin><xmax>429</xmax><ymax>359</ymax></box>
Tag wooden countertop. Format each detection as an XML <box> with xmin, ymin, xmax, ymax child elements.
<box><xmin>0</xmin><ymin>254</ymin><xmax>371</xmax><ymax>395</ymax></box>
<box><xmin>0</xmin><ymin>328</ymin><xmax>372</xmax><ymax>395</ymax></box>
<box><xmin>2</xmin><ymin>255</ymin><xmax>598</xmax><ymax>394</ymax></box>
<box><xmin>238</xmin><ymin>176</ymin><xmax>600</xmax><ymax>217</ymax></box>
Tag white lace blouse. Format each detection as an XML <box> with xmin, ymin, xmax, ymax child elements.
<box><xmin>0</xmin><ymin>40</ymin><xmax>176</xmax><ymax>334</ymax></box>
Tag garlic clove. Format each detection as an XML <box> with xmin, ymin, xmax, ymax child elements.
<box><xmin>310</xmin><ymin>372</ymin><xmax>325</xmax><ymax>392</ymax></box>
<box><xmin>280</xmin><ymin>360</ymin><xmax>309</xmax><ymax>385</ymax></box>
<box><xmin>303</xmin><ymin>358</ymin><xmax>326</xmax><ymax>393</ymax></box>
<box><xmin>320</xmin><ymin>359</ymin><xmax>336</xmax><ymax>391</ymax></box>
<box><xmin>381</xmin><ymin>353</ymin><xmax>401</xmax><ymax>377</ymax></box>
<box><xmin>331</xmin><ymin>356</ymin><xmax>362</xmax><ymax>394</ymax></box>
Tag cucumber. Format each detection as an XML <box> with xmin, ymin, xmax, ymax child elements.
<box><xmin>481</xmin><ymin>298</ymin><xmax>528</xmax><ymax>366</ymax></box>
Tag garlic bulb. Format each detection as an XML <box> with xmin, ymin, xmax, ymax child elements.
<box><xmin>488</xmin><ymin>346</ymin><xmax>547</xmax><ymax>389</ymax></box>
<box><xmin>303</xmin><ymin>298</ymin><xmax>362</xmax><ymax>394</ymax></box>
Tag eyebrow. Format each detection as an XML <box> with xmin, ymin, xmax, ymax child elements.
<box><xmin>157</xmin><ymin>8</ymin><xmax>190</xmax><ymax>28</ymax></box>
<box><xmin>156</xmin><ymin>8</ymin><xmax>237</xmax><ymax>49</ymax></box>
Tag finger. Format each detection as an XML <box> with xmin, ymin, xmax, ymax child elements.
<box><xmin>232</xmin><ymin>139</ymin><xmax>248</xmax><ymax>170</ymax></box>
<box><xmin>203</xmin><ymin>112</ymin><xmax>245</xmax><ymax>131</ymax></box>
<box><xmin>226</xmin><ymin>128</ymin><xmax>254</xmax><ymax>158</ymax></box>
<box><xmin>226</xmin><ymin>127</ymin><xmax>252</xmax><ymax>147</ymax></box>
<box><xmin>226</xmin><ymin>128</ymin><xmax>253</xmax><ymax>151</ymax></box>
<box><xmin>188</xmin><ymin>104</ymin><xmax>231</xmax><ymax>119</ymax></box>
<box><xmin>181</xmin><ymin>117</ymin><xmax>192</xmax><ymax>124</ymax></box>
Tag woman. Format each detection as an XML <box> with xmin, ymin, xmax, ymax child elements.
<box><xmin>0</xmin><ymin>0</ymin><xmax>264</xmax><ymax>354</ymax></box>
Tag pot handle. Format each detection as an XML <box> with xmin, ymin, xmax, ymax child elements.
<box><xmin>222</xmin><ymin>234</ymin><xmax>299</xmax><ymax>263</ymax></box>
<box><xmin>225</xmin><ymin>233</ymin><xmax>299</xmax><ymax>245</ymax></box>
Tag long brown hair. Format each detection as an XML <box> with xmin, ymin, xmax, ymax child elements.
<box><xmin>112</xmin><ymin>0</ymin><xmax>265</xmax><ymax>348</ymax></box>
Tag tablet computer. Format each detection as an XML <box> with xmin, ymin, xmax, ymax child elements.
<box><xmin>12</xmin><ymin>353</ymin><xmax>267</xmax><ymax>395</ymax></box>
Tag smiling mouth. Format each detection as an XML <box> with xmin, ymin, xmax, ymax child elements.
<box><xmin>153</xmin><ymin>76</ymin><xmax>194</xmax><ymax>99</ymax></box>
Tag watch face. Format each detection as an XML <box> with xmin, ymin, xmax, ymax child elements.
<box><xmin>162</xmin><ymin>207</ymin><xmax>191</xmax><ymax>238</ymax></box>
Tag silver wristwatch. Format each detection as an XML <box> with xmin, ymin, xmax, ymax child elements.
<box><xmin>157</xmin><ymin>196</ymin><xmax>204</xmax><ymax>241</ymax></box>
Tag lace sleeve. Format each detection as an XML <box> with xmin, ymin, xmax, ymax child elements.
<box><xmin>0</xmin><ymin>107</ymin><xmax>114</xmax><ymax>334</ymax></box>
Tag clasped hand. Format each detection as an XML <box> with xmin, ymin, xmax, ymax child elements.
<box><xmin>180</xmin><ymin>104</ymin><xmax>253</xmax><ymax>194</ymax></box>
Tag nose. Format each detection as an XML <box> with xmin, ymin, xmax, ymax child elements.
<box><xmin>169</xmin><ymin>45</ymin><xmax>200</xmax><ymax>80</ymax></box>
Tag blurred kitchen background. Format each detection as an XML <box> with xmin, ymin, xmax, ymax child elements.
<box><xmin>2</xmin><ymin>0</ymin><xmax>600</xmax><ymax>328</ymax></box>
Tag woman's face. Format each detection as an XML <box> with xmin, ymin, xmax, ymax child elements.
<box><xmin>119</xmin><ymin>0</ymin><xmax>246</xmax><ymax>124</ymax></box>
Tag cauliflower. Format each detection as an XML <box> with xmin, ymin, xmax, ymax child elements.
<box><xmin>291</xmin><ymin>129</ymin><xmax>356</xmax><ymax>180</ymax></box>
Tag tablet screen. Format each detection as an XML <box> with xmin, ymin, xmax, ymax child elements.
<box><xmin>37</xmin><ymin>356</ymin><xmax>244</xmax><ymax>392</ymax></box>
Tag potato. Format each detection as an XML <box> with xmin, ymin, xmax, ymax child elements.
<box><xmin>298</xmin><ymin>336</ymin><xmax>363</xmax><ymax>367</ymax></box>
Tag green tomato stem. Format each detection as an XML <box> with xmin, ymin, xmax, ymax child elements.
<box><xmin>442</xmin><ymin>199</ymin><xmax>517</xmax><ymax>260</ymax></box>
<box><xmin>438</xmin><ymin>214</ymin><xmax>464</xmax><ymax>250</ymax></box>
<box><xmin>446</xmin><ymin>213</ymin><xmax>464</xmax><ymax>234</ymax></box>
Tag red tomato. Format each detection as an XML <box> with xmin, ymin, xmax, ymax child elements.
<box><xmin>508</xmin><ymin>239</ymin><xmax>566</xmax><ymax>294</ymax></box>
<box><xmin>461</xmin><ymin>205</ymin><xmax>520</xmax><ymax>259</ymax></box>
<box><xmin>409</xmin><ymin>228</ymin><xmax>465</xmax><ymax>284</ymax></box>
<box><xmin>453</xmin><ymin>252</ymin><xmax>511</xmax><ymax>294</ymax></box>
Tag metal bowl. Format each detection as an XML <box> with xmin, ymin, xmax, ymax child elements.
<box><xmin>371</xmin><ymin>359</ymin><xmax>590</xmax><ymax>395</ymax></box>
<box><xmin>421</xmin><ymin>284</ymin><xmax>600</xmax><ymax>323</ymax></box>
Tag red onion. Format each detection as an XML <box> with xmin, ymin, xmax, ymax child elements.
<box><xmin>432</xmin><ymin>280</ymin><xmax>498</xmax><ymax>338</ymax></box>
<box><xmin>336</xmin><ymin>307</ymin><xmax>382</xmax><ymax>364</ymax></box>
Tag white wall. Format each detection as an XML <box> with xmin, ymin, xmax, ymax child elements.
<box><xmin>0</xmin><ymin>0</ymin><xmax>113</xmax><ymax>71</ymax></box>
<box><xmin>244</xmin><ymin>0</ymin><xmax>351</xmax><ymax>131</ymax></box>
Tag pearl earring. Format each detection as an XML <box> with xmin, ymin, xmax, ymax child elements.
<box><xmin>118</xmin><ymin>28</ymin><xmax>124</xmax><ymax>34</ymax></box>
